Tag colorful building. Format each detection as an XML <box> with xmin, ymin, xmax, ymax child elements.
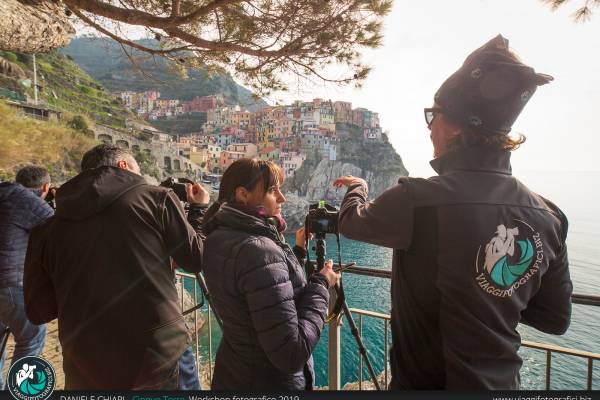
<box><xmin>333</xmin><ymin>101</ymin><xmax>352</xmax><ymax>124</ymax></box>
<box><xmin>299</xmin><ymin>130</ymin><xmax>337</xmax><ymax>161</ymax></box>
<box><xmin>226</xmin><ymin>143</ymin><xmax>258</xmax><ymax>158</ymax></box>
<box><xmin>214</xmin><ymin>127</ymin><xmax>242</xmax><ymax>148</ymax></box>
<box><xmin>182</xmin><ymin>95</ymin><xmax>223</xmax><ymax>113</ymax></box>
<box><xmin>258</xmin><ymin>146</ymin><xmax>280</xmax><ymax>162</ymax></box>
<box><xmin>279</xmin><ymin>151</ymin><xmax>306</xmax><ymax>178</ymax></box>
<box><xmin>219</xmin><ymin>150</ymin><xmax>245</xmax><ymax>170</ymax></box>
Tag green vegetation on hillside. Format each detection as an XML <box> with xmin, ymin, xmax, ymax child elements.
<box><xmin>132</xmin><ymin>149</ymin><xmax>161</xmax><ymax>181</ymax></box>
<box><xmin>0</xmin><ymin>101</ymin><xmax>96</xmax><ymax>181</ymax></box>
<box><xmin>0</xmin><ymin>50</ymin><xmax>133</xmax><ymax>129</ymax></box>
<box><xmin>61</xmin><ymin>37</ymin><xmax>268</xmax><ymax>111</ymax></box>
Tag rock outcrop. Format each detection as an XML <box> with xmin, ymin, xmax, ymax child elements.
<box><xmin>0</xmin><ymin>0</ymin><xmax>75</xmax><ymax>54</ymax></box>
<box><xmin>282</xmin><ymin>124</ymin><xmax>409</xmax><ymax>231</ymax></box>
<box><xmin>280</xmin><ymin>193</ymin><xmax>311</xmax><ymax>230</ymax></box>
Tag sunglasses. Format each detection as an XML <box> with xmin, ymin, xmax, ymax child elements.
<box><xmin>424</xmin><ymin>107</ymin><xmax>444</xmax><ymax>127</ymax></box>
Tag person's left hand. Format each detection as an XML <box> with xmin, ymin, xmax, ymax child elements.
<box><xmin>187</xmin><ymin>183</ymin><xmax>210</xmax><ymax>205</ymax></box>
<box><xmin>333</xmin><ymin>175</ymin><xmax>367</xmax><ymax>188</ymax></box>
<box><xmin>295</xmin><ymin>225</ymin><xmax>313</xmax><ymax>249</ymax></box>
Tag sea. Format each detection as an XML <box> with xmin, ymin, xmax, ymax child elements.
<box><xmin>197</xmin><ymin>171</ymin><xmax>600</xmax><ymax>389</ymax></box>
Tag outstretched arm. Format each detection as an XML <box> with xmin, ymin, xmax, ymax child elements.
<box><xmin>163</xmin><ymin>191</ymin><xmax>204</xmax><ymax>273</ymax></box>
<box><xmin>334</xmin><ymin>176</ymin><xmax>414</xmax><ymax>249</ymax></box>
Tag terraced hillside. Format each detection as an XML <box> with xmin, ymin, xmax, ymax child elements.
<box><xmin>0</xmin><ymin>50</ymin><xmax>132</xmax><ymax>128</ymax></box>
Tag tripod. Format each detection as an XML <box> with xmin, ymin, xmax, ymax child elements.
<box><xmin>182</xmin><ymin>272</ymin><xmax>223</xmax><ymax>330</ymax></box>
<box><xmin>0</xmin><ymin>327</ymin><xmax>9</xmax><ymax>361</ymax></box>
<box><xmin>177</xmin><ymin>201</ymin><xmax>223</xmax><ymax>329</ymax></box>
<box><xmin>314</xmin><ymin>234</ymin><xmax>382</xmax><ymax>390</ymax></box>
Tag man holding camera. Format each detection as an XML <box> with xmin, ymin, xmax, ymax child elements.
<box><xmin>0</xmin><ymin>166</ymin><xmax>53</xmax><ymax>389</ymax></box>
<box><xmin>24</xmin><ymin>144</ymin><xmax>209</xmax><ymax>389</ymax></box>
<box><xmin>334</xmin><ymin>35</ymin><xmax>573</xmax><ymax>389</ymax></box>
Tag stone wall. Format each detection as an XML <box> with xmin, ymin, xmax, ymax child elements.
<box><xmin>94</xmin><ymin>125</ymin><xmax>202</xmax><ymax>178</ymax></box>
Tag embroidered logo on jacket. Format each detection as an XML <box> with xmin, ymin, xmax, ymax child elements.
<box><xmin>475</xmin><ymin>220</ymin><xmax>544</xmax><ymax>297</ymax></box>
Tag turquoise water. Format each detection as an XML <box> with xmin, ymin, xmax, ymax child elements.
<box><xmin>195</xmin><ymin>171</ymin><xmax>600</xmax><ymax>389</ymax></box>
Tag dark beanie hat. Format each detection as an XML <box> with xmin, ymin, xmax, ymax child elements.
<box><xmin>434</xmin><ymin>34</ymin><xmax>553</xmax><ymax>135</ymax></box>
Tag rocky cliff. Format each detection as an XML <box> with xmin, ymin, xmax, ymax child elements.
<box><xmin>282</xmin><ymin>123</ymin><xmax>408</xmax><ymax>230</ymax></box>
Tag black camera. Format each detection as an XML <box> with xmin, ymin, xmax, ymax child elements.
<box><xmin>45</xmin><ymin>186</ymin><xmax>59</xmax><ymax>210</ymax></box>
<box><xmin>160</xmin><ymin>177</ymin><xmax>194</xmax><ymax>202</ymax></box>
<box><xmin>307</xmin><ymin>201</ymin><xmax>339</xmax><ymax>236</ymax></box>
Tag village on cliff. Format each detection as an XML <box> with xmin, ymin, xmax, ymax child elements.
<box><xmin>114</xmin><ymin>91</ymin><xmax>386</xmax><ymax>180</ymax></box>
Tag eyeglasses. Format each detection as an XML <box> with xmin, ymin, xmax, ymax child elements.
<box><xmin>424</xmin><ymin>107</ymin><xmax>444</xmax><ymax>128</ymax></box>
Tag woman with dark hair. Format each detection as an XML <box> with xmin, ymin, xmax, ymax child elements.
<box><xmin>202</xmin><ymin>158</ymin><xmax>340</xmax><ymax>390</ymax></box>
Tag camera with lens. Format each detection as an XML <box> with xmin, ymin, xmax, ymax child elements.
<box><xmin>45</xmin><ymin>186</ymin><xmax>59</xmax><ymax>210</ymax></box>
<box><xmin>306</xmin><ymin>201</ymin><xmax>339</xmax><ymax>236</ymax></box>
<box><xmin>160</xmin><ymin>177</ymin><xmax>195</xmax><ymax>202</ymax></box>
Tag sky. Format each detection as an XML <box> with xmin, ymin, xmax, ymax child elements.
<box><xmin>86</xmin><ymin>0</ymin><xmax>600</xmax><ymax>177</ymax></box>
<box><xmin>267</xmin><ymin>0</ymin><xmax>600</xmax><ymax>177</ymax></box>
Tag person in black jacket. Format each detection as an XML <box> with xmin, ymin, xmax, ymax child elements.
<box><xmin>0</xmin><ymin>166</ymin><xmax>53</xmax><ymax>389</ymax></box>
<box><xmin>334</xmin><ymin>35</ymin><xmax>572</xmax><ymax>389</ymax></box>
<box><xmin>24</xmin><ymin>144</ymin><xmax>208</xmax><ymax>389</ymax></box>
<box><xmin>202</xmin><ymin>158</ymin><xmax>340</xmax><ymax>390</ymax></box>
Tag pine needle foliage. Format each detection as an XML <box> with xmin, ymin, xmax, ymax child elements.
<box><xmin>59</xmin><ymin>0</ymin><xmax>393</xmax><ymax>95</ymax></box>
<box><xmin>541</xmin><ymin>0</ymin><xmax>600</xmax><ymax>21</ymax></box>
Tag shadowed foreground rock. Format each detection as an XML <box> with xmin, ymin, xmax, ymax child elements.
<box><xmin>0</xmin><ymin>0</ymin><xmax>75</xmax><ymax>54</ymax></box>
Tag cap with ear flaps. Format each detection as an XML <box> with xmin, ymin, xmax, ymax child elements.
<box><xmin>434</xmin><ymin>34</ymin><xmax>553</xmax><ymax>135</ymax></box>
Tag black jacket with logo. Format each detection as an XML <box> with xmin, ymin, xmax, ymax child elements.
<box><xmin>339</xmin><ymin>147</ymin><xmax>572</xmax><ymax>389</ymax></box>
<box><xmin>23</xmin><ymin>167</ymin><xmax>204</xmax><ymax>389</ymax></box>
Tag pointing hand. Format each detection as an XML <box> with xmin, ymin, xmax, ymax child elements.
<box><xmin>333</xmin><ymin>175</ymin><xmax>367</xmax><ymax>188</ymax></box>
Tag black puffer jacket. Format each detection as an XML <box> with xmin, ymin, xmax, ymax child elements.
<box><xmin>203</xmin><ymin>204</ymin><xmax>330</xmax><ymax>390</ymax></box>
<box><xmin>0</xmin><ymin>182</ymin><xmax>53</xmax><ymax>287</ymax></box>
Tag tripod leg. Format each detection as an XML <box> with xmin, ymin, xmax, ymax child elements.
<box><xmin>339</xmin><ymin>296</ymin><xmax>382</xmax><ymax>390</ymax></box>
<box><xmin>0</xmin><ymin>327</ymin><xmax>9</xmax><ymax>361</ymax></box>
<box><xmin>195</xmin><ymin>272</ymin><xmax>223</xmax><ymax>330</ymax></box>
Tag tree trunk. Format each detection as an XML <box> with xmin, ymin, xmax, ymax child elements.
<box><xmin>0</xmin><ymin>0</ymin><xmax>75</xmax><ymax>54</ymax></box>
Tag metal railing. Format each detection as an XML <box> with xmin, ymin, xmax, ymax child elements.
<box><xmin>350</xmin><ymin>308</ymin><xmax>391</xmax><ymax>390</ymax></box>
<box><xmin>327</xmin><ymin>265</ymin><xmax>600</xmax><ymax>390</ymax></box>
<box><xmin>176</xmin><ymin>266</ymin><xmax>600</xmax><ymax>390</ymax></box>
<box><xmin>175</xmin><ymin>271</ymin><xmax>215</xmax><ymax>386</ymax></box>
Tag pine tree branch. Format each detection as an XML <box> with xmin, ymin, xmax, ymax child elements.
<box><xmin>72</xmin><ymin>8</ymin><xmax>190</xmax><ymax>54</ymax></box>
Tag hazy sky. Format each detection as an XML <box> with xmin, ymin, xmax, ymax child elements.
<box><xmin>269</xmin><ymin>0</ymin><xmax>600</xmax><ymax>177</ymax></box>
<box><xmin>96</xmin><ymin>0</ymin><xmax>600</xmax><ymax>177</ymax></box>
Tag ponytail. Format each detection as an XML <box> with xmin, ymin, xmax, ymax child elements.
<box><xmin>202</xmin><ymin>200</ymin><xmax>223</xmax><ymax>235</ymax></box>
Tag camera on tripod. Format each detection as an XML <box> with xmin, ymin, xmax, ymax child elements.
<box><xmin>160</xmin><ymin>177</ymin><xmax>195</xmax><ymax>202</ymax></box>
<box><xmin>302</xmin><ymin>200</ymin><xmax>380</xmax><ymax>388</ymax></box>
<box><xmin>306</xmin><ymin>200</ymin><xmax>339</xmax><ymax>236</ymax></box>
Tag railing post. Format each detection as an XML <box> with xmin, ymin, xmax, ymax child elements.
<box><xmin>587</xmin><ymin>358</ymin><xmax>593</xmax><ymax>390</ymax></box>
<box><xmin>328</xmin><ymin>288</ymin><xmax>342</xmax><ymax>390</ymax></box>
<box><xmin>546</xmin><ymin>350</ymin><xmax>552</xmax><ymax>390</ymax></box>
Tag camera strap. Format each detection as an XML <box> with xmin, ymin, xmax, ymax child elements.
<box><xmin>303</xmin><ymin>218</ymin><xmax>345</xmax><ymax>322</ymax></box>
<box><xmin>325</xmin><ymin>232</ymin><xmax>345</xmax><ymax>322</ymax></box>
